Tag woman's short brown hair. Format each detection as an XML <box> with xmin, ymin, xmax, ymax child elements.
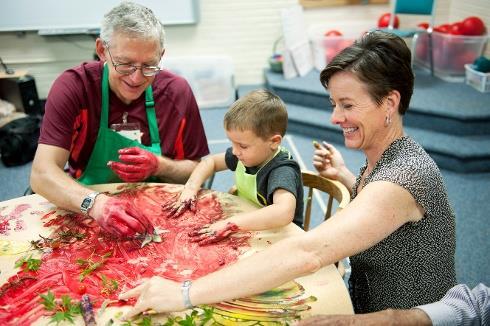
<box><xmin>320</xmin><ymin>31</ymin><xmax>414</xmax><ymax>115</ymax></box>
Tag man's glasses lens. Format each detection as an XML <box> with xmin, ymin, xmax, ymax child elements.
<box><xmin>114</xmin><ymin>65</ymin><xmax>160</xmax><ymax>77</ymax></box>
<box><xmin>105</xmin><ymin>42</ymin><xmax>160</xmax><ymax>77</ymax></box>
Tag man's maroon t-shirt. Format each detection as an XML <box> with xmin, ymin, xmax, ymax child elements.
<box><xmin>39</xmin><ymin>61</ymin><xmax>209</xmax><ymax>178</ymax></box>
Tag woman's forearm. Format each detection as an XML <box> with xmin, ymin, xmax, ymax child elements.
<box><xmin>189</xmin><ymin>236</ymin><xmax>324</xmax><ymax>306</ymax></box>
<box><xmin>338</xmin><ymin>166</ymin><xmax>356</xmax><ymax>193</ymax></box>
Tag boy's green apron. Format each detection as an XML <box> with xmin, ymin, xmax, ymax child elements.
<box><xmin>77</xmin><ymin>64</ymin><xmax>162</xmax><ymax>185</ymax></box>
<box><xmin>235</xmin><ymin>147</ymin><xmax>287</xmax><ymax>207</ymax></box>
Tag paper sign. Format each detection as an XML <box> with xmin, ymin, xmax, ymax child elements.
<box><xmin>280</xmin><ymin>5</ymin><xmax>313</xmax><ymax>78</ymax></box>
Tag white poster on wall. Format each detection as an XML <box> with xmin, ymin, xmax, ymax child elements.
<box><xmin>280</xmin><ymin>5</ymin><xmax>313</xmax><ymax>79</ymax></box>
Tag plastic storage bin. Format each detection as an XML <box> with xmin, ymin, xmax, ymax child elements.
<box><xmin>162</xmin><ymin>56</ymin><xmax>235</xmax><ymax>109</ymax></box>
<box><xmin>414</xmin><ymin>31</ymin><xmax>488</xmax><ymax>81</ymax></box>
<box><xmin>464</xmin><ymin>64</ymin><xmax>490</xmax><ymax>93</ymax></box>
<box><xmin>311</xmin><ymin>36</ymin><xmax>355</xmax><ymax>71</ymax></box>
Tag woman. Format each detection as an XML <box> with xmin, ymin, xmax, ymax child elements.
<box><xmin>120</xmin><ymin>31</ymin><xmax>456</xmax><ymax>317</ymax></box>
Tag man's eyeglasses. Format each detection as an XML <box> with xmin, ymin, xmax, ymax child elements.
<box><xmin>104</xmin><ymin>42</ymin><xmax>161</xmax><ymax>77</ymax></box>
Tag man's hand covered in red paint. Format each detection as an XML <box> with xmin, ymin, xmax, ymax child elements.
<box><xmin>188</xmin><ymin>221</ymin><xmax>239</xmax><ymax>245</ymax></box>
<box><xmin>162</xmin><ymin>187</ymin><xmax>197</xmax><ymax>218</ymax></box>
<box><xmin>93</xmin><ymin>196</ymin><xmax>154</xmax><ymax>238</ymax></box>
<box><xmin>108</xmin><ymin>147</ymin><xmax>159</xmax><ymax>182</ymax></box>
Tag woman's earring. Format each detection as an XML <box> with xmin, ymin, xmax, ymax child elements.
<box><xmin>384</xmin><ymin>115</ymin><xmax>392</xmax><ymax>127</ymax></box>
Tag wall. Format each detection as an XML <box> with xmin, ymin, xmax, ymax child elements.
<box><xmin>0</xmin><ymin>0</ymin><xmax>488</xmax><ymax>98</ymax></box>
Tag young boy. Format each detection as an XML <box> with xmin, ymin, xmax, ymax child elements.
<box><xmin>170</xmin><ymin>89</ymin><xmax>304</xmax><ymax>245</ymax></box>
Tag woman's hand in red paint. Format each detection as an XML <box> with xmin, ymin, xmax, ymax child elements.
<box><xmin>119</xmin><ymin>276</ymin><xmax>185</xmax><ymax>317</ymax></box>
<box><xmin>108</xmin><ymin>147</ymin><xmax>159</xmax><ymax>182</ymax></box>
<box><xmin>188</xmin><ymin>221</ymin><xmax>239</xmax><ymax>245</ymax></box>
<box><xmin>90</xmin><ymin>194</ymin><xmax>154</xmax><ymax>237</ymax></box>
<box><xmin>162</xmin><ymin>187</ymin><xmax>197</xmax><ymax>218</ymax></box>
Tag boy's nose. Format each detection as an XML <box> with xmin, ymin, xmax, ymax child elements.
<box><xmin>232</xmin><ymin>146</ymin><xmax>240</xmax><ymax>156</ymax></box>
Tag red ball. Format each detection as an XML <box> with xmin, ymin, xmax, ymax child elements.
<box><xmin>461</xmin><ymin>16</ymin><xmax>486</xmax><ymax>36</ymax></box>
<box><xmin>378</xmin><ymin>13</ymin><xmax>399</xmax><ymax>28</ymax></box>
<box><xmin>324</xmin><ymin>29</ymin><xmax>343</xmax><ymax>37</ymax></box>
<box><xmin>449</xmin><ymin>22</ymin><xmax>464</xmax><ymax>35</ymax></box>
<box><xmin>434</xmin><ymin>24</ymin><xmax>451</xmax><ymax>34</ymax></box>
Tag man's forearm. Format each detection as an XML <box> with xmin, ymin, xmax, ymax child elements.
<box><xmin>31</xmin><ymin>163</ymin><xmax>93</xmax><ymax>214</ymax></box>
<box><xmin>155</xmin><ymin>156</ymin><xmax>200</xmax><ymax>184</ymax></box>
<box><xmin>384</xmin><ymin>309</ymin><xmax>432</xmax><ymax>326</ymax></box>
<box><xmin>297</xmin><ymin>309</ymin><xmax>432</xmax><ymax>326</ymax></box>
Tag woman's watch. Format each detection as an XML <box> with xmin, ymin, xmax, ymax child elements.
<box><xmin>80</xmin><ymin>191</ymin><xmax>101</xmax><ymax>215</ymax></box>
<box><xmin>181</xmin><ymin>280</ymin><xmax>194</xmax><ymax>309</ymax></box>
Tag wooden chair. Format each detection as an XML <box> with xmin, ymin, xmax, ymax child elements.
<box><xmin>302</xmin><ymin>171</ymin><xmax>351</xmax><ymax>277</ymax></box>
<box><xmin>302</xmin><ymin>170</ymin><xmax>350</xmax><ymax>231</ymax></box>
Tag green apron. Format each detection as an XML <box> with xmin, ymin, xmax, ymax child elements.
<box><xmin>235</xmin><ymin>147</ymin><xmax>286</xmax><ymax>207</ymax></box>
<box><xmin>77</xmin><ymin>64</ymin><xmax>162</xmax><ymax>185</ymax></box>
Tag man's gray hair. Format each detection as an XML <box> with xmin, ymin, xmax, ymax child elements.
<box><xmin>100</xmin><ymin>1</ymin><xmax>165</xmax><ymax>49</ymax></box>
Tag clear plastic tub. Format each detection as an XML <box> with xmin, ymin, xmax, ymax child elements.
<box><xmin>414</xmin><ymin>32</ymin><xmax>488</xmax><ymax>81</ymax></box>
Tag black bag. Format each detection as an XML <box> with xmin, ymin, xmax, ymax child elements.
<box><xmin>0</xmin><ymin>115</ymin><xmax>41</xmax><ymax>166</ymax></box>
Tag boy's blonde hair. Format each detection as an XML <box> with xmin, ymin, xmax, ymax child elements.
<box><xmin>224</xmin><ymin>89</ymin><xmax>288</xmax><ymax>139</ymax></box>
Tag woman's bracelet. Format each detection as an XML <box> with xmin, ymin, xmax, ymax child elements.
<box><xmin>181</xmin><ymin>280</ymin><xmax>194</xmax><ymax>309</ymax></box>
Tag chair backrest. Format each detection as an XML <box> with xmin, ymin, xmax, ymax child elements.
<box><xmin>389</xmin><ymin>0</ymin><xmax>436</xmax><ymax>29</ymax></box>
<box><xmin>302</xmin><ymin>170</ymin><xmax>350</xmax><ymax>231</ymax></box>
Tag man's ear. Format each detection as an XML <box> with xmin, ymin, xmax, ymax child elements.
<box><xmin>95</xmin><ymin>38</ymin><xmax>107</xmax><ymax>62</ymax></box>
<box><xmin>158</xmin><ymin>48</ymin><xmax>166</xmax><ymax>67</ymax></box>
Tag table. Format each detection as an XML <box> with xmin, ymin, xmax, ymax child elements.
<box><xmin>0</xmin><ymin>183</ymin><xmax>353</xmax><ymax>325</ymax></box>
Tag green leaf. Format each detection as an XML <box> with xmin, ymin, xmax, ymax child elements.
<box><xmin>76</xmin><ymin>258</ymin><xmax>88</xmax><ymax>266</ymax></box>
<box><xmin>15</xmin><ymin>255</ymin><xmax>42</xmax><ymax>272</ymax></box>
<box><xmin>100</xmin><ymin>274</ymin><xmax>119</xmax><ymax>295</ymax></box>
<box><xmin>40</xmin><ymin>291</ymin><xmax>56</xmax><ymax>311</ymax></box>
<box><xmin>140</xmin><ymin>229</ymin><xmax>164</xmax><ymax>248</ymax></box>
<box><xmin>61</xmin><ymin>295</ymin><xmax>72</xmax><ymax>308</ymax></box>
<box><xmin>140</xmin><ymin>234</ymin><xmax>153</xmax><ymax>248</ymax></box>
<box><xmin>152</xmin><ymin>233</ymin><xmax>162</xmax><ymax>243</ymax></box>
<box><xmin>14</xmin><ymin>257</ymin><xmax>24</xmax><ymax>269</ymax></box>
<box><xmin>201</xmin><ymin>307</ymin><xmax>214</xmax><ymax>324</ymax></box>
<box><xmin>40</xmin><ymin>292</ymin><xmax>81</xmax><ymax>325</ymax></box>
<box><xmin>136</xmin><ymin>316</ymin><xmax>153</xmax><ymax>326</ymax></box>
<box><xmin>178</xmin><ymin>313</ymin><xmax>197</xmax><ymax>326</ymax></box>
<box><xmin>49</xmin><ymin>311</ymin><xmax>67</xmax><ymax>324</ymax></box>
<box><xmin>26</xmin><ymin>258</ymin><xmax>41</xmax><ymax>271</ymax></box>
<box><xmin>111</xmin><ymin>279</ymin><xmax>119</xmax><ymax>290</ymax></box>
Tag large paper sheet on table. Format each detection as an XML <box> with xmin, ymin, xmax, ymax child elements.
<box><xmin>0</xmin><ymin>183</ymin><xmax>352</xmax><ymax>325</ymax></box>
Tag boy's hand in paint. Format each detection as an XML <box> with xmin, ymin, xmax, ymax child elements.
<box><xmin>188</xmin><ymin>221</ymin><xmax>239</xmax><ymax>245</ymax></box>
<box><xmin>90</xmin><ymin>194</ymin><xmax>154</xmax><ymax>237</ymax></box>
<box><xmin>108</xmin><ymin>147</ymin><xmax>159</xmax><ymax>182</ymax></box>
<box><xmin>312</xmin><ymin>141</ymin><xmax>345</xmax><ymax>181</ymax></box>
<box><xmin>162</xmin><ymin>186</ymin><xmax>197</xmax><ymax>218</ymax></box>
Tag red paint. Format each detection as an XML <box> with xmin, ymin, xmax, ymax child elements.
<box><xmin>0</xmin><ymin>203</ymin><xmax>30</xmax><ymax>235</ymax></box>
<box><xmin>0</xmin><ymin>185</ymin><xmax>250</xmax><ymax>324</ymax></box>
